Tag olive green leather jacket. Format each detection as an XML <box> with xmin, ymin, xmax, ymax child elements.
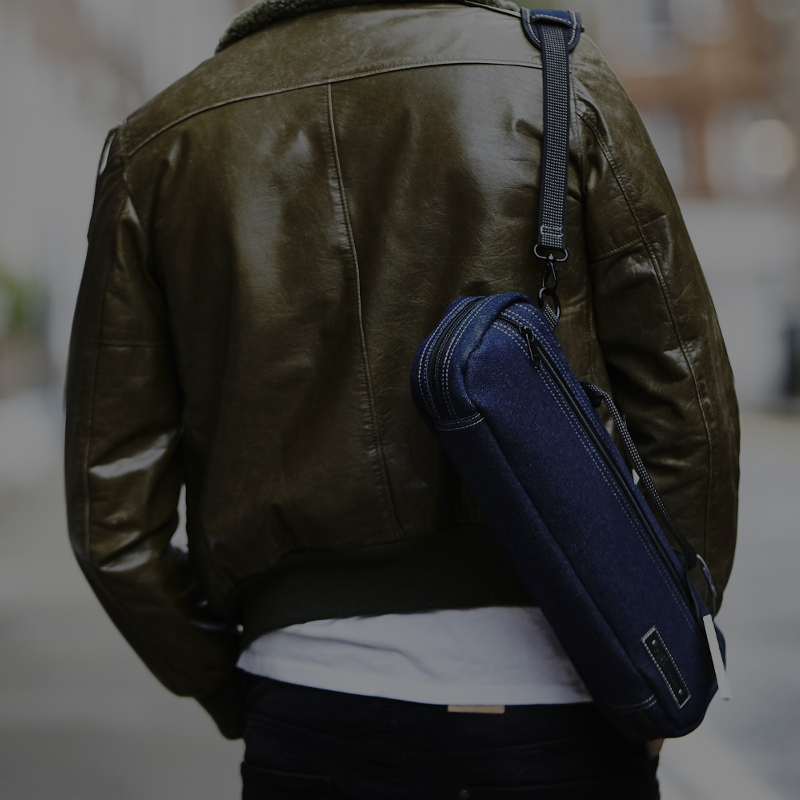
<box><xmin>65</xmin><ymin>0</ymin><xmax>739</xmax><ymax>733</ymax></box>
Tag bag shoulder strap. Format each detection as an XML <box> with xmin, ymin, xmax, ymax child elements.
<box><xmin>521</xmin><ymin>9</ymin><xmax>582</xmax><ymax>328</ymax></box>
<box><xmin>521</xmin><ymin>16</ymin><xmax>720</xmax><ymax>613</ymax></box>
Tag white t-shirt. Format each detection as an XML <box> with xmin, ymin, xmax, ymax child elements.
<box><xmin>237</xmin><ymin>606</ymin><xmax>592</xmax><ymax>706</ymax></box>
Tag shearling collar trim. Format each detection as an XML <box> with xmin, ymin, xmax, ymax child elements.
<box><xmin>217</xmin><ymin>0</ymin><xmax>520</xmax><ymax>52</ymax></box>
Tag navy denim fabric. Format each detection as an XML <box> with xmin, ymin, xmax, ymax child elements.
<box><xmin>411</xmin><ymin>294</ymin><xmax>723</xmax><ymax>740</ymax></box>
<box><xmin>240</xmin><ymin>673</ymin><xmax>660</xmax><ymax>800</ymax></box>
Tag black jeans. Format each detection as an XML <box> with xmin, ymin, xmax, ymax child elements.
<box><xmin>239</xmin><ymin>672</ymin><xmax>659</xmax><ymax>800</ymax></box>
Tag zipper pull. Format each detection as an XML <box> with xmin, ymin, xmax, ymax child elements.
<box><xmin>522</xmin><ymin>327</ymin><xmax>540</xmax><ymax>366</ymax></box>
<box><xmin>696</xmin><ymin>554</ymin><xmax>718</xmax><ymax>618</ymax></box>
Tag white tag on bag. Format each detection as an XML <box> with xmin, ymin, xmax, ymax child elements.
<box><xmin>703</xmin><ymin>614</ymin><xmax>732</xmax><ymax>700</ymax></box>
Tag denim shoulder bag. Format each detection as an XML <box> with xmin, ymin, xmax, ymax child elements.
<box><xmin>410</xmin><ymin>9</ymin><xmax>731</xmax><ymax>741</ymax></box>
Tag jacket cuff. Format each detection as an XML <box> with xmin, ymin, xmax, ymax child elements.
<box><xmin>197</xmin><ymin>675</ymin><xmax>246</xmax><ymax>740</ymax></box>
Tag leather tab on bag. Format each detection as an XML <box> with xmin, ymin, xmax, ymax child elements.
<box><xmin>447</xmin><ymin>705</ymin><xmax>506</xmax><ymax>714</ymax></box>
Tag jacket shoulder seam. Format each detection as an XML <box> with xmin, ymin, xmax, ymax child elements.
<box><xmin>576</xmin><ymin>105</ymin><xmax>714</xmax><ymax>551</ymax></box>
<box><xmin>126</xmin><ymin>58</ymin><xmax>542</xmax><ymax>160</ymax></box>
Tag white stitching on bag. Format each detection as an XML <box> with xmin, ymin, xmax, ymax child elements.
<box><xmin>436</xmin><ymin>413</ymin><xmax>485</xmax><ymax>432</ymax></box>
<box><xmin>417</xmin><ymin>298</ymin><xmax>473</xmax><ymax>417</ymax></box>
<box><xmin>442</xmin><ymin>301</ymin><xmax>486</xmax><ymax>418</ymax></box>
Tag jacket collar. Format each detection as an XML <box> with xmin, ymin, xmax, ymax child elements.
<box><xmin>218</xmin><ymin>0</ymin><xmax>520</xmax><ymax>52</ymax></box>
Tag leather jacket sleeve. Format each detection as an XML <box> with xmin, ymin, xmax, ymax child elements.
<box><xmin>574</xmin><ymin>42</ymin><xmax>740</xmax><ymax>609</ymax></box>
<box><xmin>64</xmin><ymin>131</ymin><xmax>242</xmax><ymax>730</ymax></box>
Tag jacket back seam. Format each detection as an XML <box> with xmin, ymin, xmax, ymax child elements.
<box><xmin>325</xmin><ymin>82</ymin><xmax>403</xmax><ymax>539</ymax></box>
<box><xmin>576</xmin><ymin>105</ymin><xmax>714</xmax><ymax>559</ymax></box>
<box><xmin>124</xmin><ymin>59</ymin><xmax>543</xmax><ymax>160</ymax></box>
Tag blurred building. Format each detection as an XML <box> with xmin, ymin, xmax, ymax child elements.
<box><xmin>571</xmin><ymin>0</ymin><xmax>795</xmax><ymax>199</ymax></box>
<box><xmin>0</xmin><ymin>0</ymin><xmax>239</xmax><ymax>392</ymax></box>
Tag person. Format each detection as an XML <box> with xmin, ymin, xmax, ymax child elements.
<box><xmin>65</xmin><ymin>1</ymin><xmax>739</xmax><ymax>798</ymax></box>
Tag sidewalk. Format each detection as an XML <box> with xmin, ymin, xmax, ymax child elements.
<box><xmin>0</xmin><ymin>393</ymin><xmax>797</xmax><ymax>798</ymax></box>
<box><xmin>658</xmin><ymin>412</ymin><xmax>800</xmax><ymax>800</ymax></box>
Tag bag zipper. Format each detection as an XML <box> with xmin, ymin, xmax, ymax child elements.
<box><xmin>427</xmin><ymin>298</ymin><xmax>483</xmax><ymax>418</ymax></box>
<box><xmin>496</xmin><ymin>316</ymin><xmax>695</xmax><ymax>611</ymax></box>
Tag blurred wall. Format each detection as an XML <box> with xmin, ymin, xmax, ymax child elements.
<box><xmin>0</xmin><ymin>0</ymin><xmax>239</xmax><ymax>391</ymax></box>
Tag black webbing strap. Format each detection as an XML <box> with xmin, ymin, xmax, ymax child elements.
<box><xmin>521</xmin><ymin>10</ymin><xmax>581</xmax><ymax>327</ymax></box>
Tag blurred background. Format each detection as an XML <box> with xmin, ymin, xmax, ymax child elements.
<box><xmin>0</xmin><ymin>0</ymin><xmax>798</xmax><ymax>798</ymax></box>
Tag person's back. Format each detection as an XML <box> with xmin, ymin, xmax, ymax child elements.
<box><xmin>66</xmin><ymin>3</ymin><xmax>739</xmax><ymax>797</ymax></box>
